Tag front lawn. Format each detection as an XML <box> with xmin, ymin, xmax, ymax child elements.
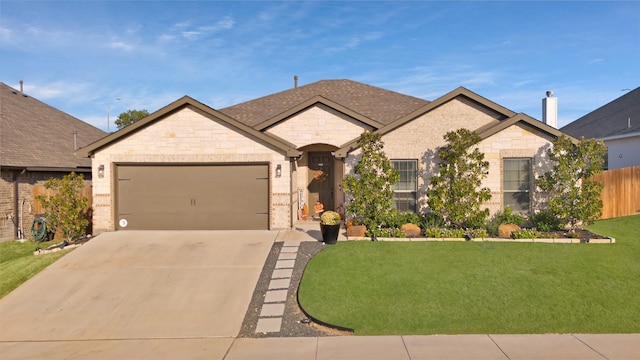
<box><xmin>298</xmin><ymin>215</ymin><xmax>640</xmax><ymax>335</ymax></box>
<box><xmin>0</xmin><ymin>240</ymin><xmax>73</xmax><ymax>299</ymax></box>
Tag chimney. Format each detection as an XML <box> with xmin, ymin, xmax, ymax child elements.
<box><xmin>294</xmin><ymin>75</ymin><xmax>298</xmax><ymax>88</ymax></box>
<box><xmin>542</xmin><ymin>90</ymin><xmax>557</xmax><ymax>128</ymax></box>
<box><xmin>19</xmin><ymin>80</ymin><xmax>23</xmax><ymax>93</ymax></box>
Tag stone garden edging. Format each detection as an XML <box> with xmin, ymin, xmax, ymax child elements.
<box><xmin>345</xmin><ymin>236</ymin><xmax>615</xmax><ymax>244</ymax></box>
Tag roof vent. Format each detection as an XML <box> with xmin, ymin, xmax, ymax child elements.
<box><xmin>294</xmin><ymin>75</ymin><xmax>298</xmax><ymax>88</ymax></box>
<box><xmin>19</xmin><ymin>80</ymin><xmax>24</xmax><ymax>93</ymax></box>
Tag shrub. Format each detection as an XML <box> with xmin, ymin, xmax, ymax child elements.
<box><xmin>35</xmin><ymin>172</ymin><xmax>89</xmax><ymax>242</ymax></box>
<box><xmin>420</xmin><ymin>212</ymin><xmax>445</xmax><ymax>229</ymax></box>
<box><xmin>424</xmin><ymin>228</ymin><xmax>466</xmax><ymax>238</ymax></box>
<box><xmin>385</xmin><ymin>210</ymin><xmax>422</xmax><ymax>228</ymax></box>
<box><xmin>320</xmin><ymin>211</ymin><xmax>342</xmax><ymax>225</ymax></box>
<box><xmin>485</xmin><ymin>206</ymin><xmax>527</xmax><ymax>236</ymax></box>
<box><xmin>530</xmin><ymin>210</ymin><xmax>562</xmax><ymax>232</ymax></box>
<box><xmin>511</xmin><ymin>228</ymin><xmax>542</xmax><ymax>239</ymax></box>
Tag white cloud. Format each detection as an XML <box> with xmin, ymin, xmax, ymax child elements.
<box><xmin>109</xmin><ymin>41</ymin><xmax>134</xmax><ymax>51</ymax></box>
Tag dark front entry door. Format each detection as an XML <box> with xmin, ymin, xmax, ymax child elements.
<box><xmin>308</xmin><ymin>152</ymin><xmax>334</xmax><ymax>213</ymax></box>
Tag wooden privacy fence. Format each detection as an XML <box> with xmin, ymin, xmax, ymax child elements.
<box><xmin>592</xmin><ymin>165</ymin><xmax>640</xmax><ymax>219</ymax></box>
<box><xmin>32</xmin><ymin>186</ymin><xmax>93</xmax><ymax>214</ymax></box>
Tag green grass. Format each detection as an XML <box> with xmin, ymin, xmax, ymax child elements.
<box><xmin>298</xmin><ymin>215</ymin><xmax>640</xmax><ymax>335</ymax></box>
<box><xmin>0</xmin><ymin>240</ymin><xmax>73</xmax><ymax>299</ymax></box>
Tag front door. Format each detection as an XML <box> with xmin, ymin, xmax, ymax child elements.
<box><xmin>308</xmin><ymin>152</ymin><xmax>334</xmax><ymax>214</ymax></box>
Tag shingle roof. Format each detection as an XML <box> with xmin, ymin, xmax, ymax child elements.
<box><xmin>1</xmin><ymin>82</ymin><xmax>106</xmax><ymax>169</ymax></box>
<box><xmin>561</xmin><ymin>87</ymin><xmax>640</xmax><ymax>139</ymax></box>
<box><xmin>219</xmin><ymin>79</ymin><xmax>430</xmax><ymax>128</ymax></box>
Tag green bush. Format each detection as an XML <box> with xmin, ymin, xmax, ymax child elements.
<box><xmin>485</xmin><ymin>206</ymin><xmax>527</xmax><ymax>236</ymax></box>
<box><xmin>530</xmin><ymin>210</ymin><xmax>562</xmax><ymax>232</ymax></box>
<box><xmin>424</xmin><ymin>228</ymin><xmax>466</xmax><ymax>238</ymax></box>
<box><xmin>511</xmin><ymin>228</ymin><xmax>542</xmax><ymax>239</ymax></box>
<box><xmin>466</xmin><ymin>228</ymin><xmax>489</xmax><ymax>239</ymax></box>
<box><xmin>385</xmin><ymin>210</ymin><xmax>422</xmax><ymax>228</ymax></box>
<box><xmin>420</xmin><ymin>212</ymin><xmax>445</xmax><ymax>229</ymax></box>
<box><xmin>367</xmin><ymin>226</ymin><xmax>405</xmax><ymax>238</ymax></box>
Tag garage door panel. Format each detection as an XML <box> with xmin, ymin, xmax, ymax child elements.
<box><xmin>116</xmin><ymin>165</ymin><xmax>269</xmax><ymax>230</ymax></box>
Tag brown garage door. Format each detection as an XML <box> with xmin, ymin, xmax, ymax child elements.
<box><xmin>116</xmin><ymin>164</ymin><xmax>269</xmax><ymax>230</ymax></box>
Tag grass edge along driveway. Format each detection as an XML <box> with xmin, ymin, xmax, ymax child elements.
<box><xmin>298</xmin><ymin>215</ymin><xmax>640</xmax><ymax>335</ymax></box>
<box><xmin>0</xmin><ymin>240</ymin><xmax>72</xmax><ymax>299</ymax></box>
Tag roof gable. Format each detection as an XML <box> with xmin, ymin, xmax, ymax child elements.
<box><xmin>255</xmin><ymin>95</ymin><xmax>383</xmax><ymax>131</ymax></box>
<box><xmin>76</xmin><ymin>96</ymin><xmax>301</xmax><ymax>158</ymax></box>
<box><xmin>561</xmin><ymin>87</ymin><xmax>640</xmax><ymax>139</ymax></box>
<box><xmin>334</xmin><ymin>87</ymin><xmax>517</xmax><ymax>157</ymax></box>
<box><xmin>219</xmin><ymin>79</ymin><xmax>430</xmax><ymax>128</ymax></box>
<box><xmin>0</xmin><ymin>82</ymin><xmax>106</xmax><ymax>169</ymax></box>
<box><xmin>476</xmin><ymin>113</ymin><xmax>577</xmax><ymax>143</ymax></box>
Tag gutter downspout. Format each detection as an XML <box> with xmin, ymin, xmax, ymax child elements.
<box><xmin>12</xmin><ymin>169</ymin><xmax>26</xmax><ymax>239</ymax></box>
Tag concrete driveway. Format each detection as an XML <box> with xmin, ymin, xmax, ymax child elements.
<box><xmin>0</xmin><ymin>230</ymin><xmax>275</xmax><ymax>359</ymax></box>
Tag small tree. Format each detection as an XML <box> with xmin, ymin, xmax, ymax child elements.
<box><xmin>426</xmin><ymin>128</ymin><xmax>491</xmax><ymax>228</ymax></box>
<box><xmin>114</xmin><ymin>109</ymin><xmax>149</xmax><ymax>129</ymax></box>
<box><xmin>36</xmin><ymin>172</ymin><xmax>89</xmax><ymax>242</ymax></box>
<box><xmin>342</xmin><ymin>131</ymin><xmax>400</xmax><ymax>233</ymax></box>
<box><xmin>536</xmin><ymin>135</ymin><xmax>606</xmax><ymax>231</ymax></box>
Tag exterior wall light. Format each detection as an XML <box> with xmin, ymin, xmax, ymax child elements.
<box><xmin>275</xmin><ymin>164</ymin><xmax>282</xmax><ymax>178</ymax></box>
<box><xmin>98</xmin><ymin>165</ymin><xmax>105</xmax><ymax>178</ymax></box>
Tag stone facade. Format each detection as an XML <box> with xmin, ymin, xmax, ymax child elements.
<box><xmin>85</xmin><ymin>85</ymin><xmax>567</xmax><ymax>233</ymax></box>
<box><xmin>478</xmin><ymin>123</ymin><xmax>555</xmax><ymax>215</ymax></box>
<box><xmin>91</xmin><ymin>107</ymin><xmax>292</xmax><ymax>232</ymax></box>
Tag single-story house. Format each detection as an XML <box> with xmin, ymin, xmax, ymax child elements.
<box><xmin>77</xmin><ymin>79</ymin><xmax>570</xmax><ymax>232</ymax></box>
<box><xmin>561</xmin><ymin>87</ymin><xmax>640</xmax><ymax>170</ymax></box>
<box><xmin>0</xmin><ymin>82</ymin><xmax>106</xmax><ymax>241</ymax></box>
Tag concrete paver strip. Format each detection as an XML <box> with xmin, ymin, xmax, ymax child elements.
<box><xmin>272</xmin><ymin>268</ymin><xmax>294</xmax><ymax>278</ymax></box>
<box><xmin>275</xmin><ymin>259</ymin><xmax>296</xmax><ymax>268</ymax></box>
<box><xmin>278</xmin><ymin>252</ymin><xmax>297</xmax><ymax>260</ymax></box>
<box><xmin>490</xmin><ymin>334</ymin><xmax>606</xmax><ymax>359</ymax></box>
<box><xmin>255</xmin><ymin>317</ymin><xmax>282</xmax><ymax>333</ymax></box>
<box><xmin>264</xmin><ymin>289</ymin><xmax>288</xmax><ymax>303</ymax></box>
<box><xmin>403</xmin><ymin>335</ymin><xmax>508</xmax><ymax>360</ymax></box>
<box><xmin>268</xmin><ymin>278</ymin><xmax>292</xmax><ymax>290</ymax></box>
<box><xmin>260</xmin><ymin>303</ymin><xmax>285</xmax><ymax>317</ymax></box>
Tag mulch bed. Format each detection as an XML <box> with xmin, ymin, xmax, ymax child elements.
<box><xmin>238</xmin><ymin>241</ymin><xmax>351</xmax><ymax>338</ymax></box>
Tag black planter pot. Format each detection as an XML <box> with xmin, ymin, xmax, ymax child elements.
<box><xmin>320</xmin><ymin>224</ymin><xmax>340</xmax><ymax>244</ymax></box>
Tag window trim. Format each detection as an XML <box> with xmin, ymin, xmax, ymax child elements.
<box><xmin>502</xmin><ymin>157</ymin><xmax>532</xmax><ymax>214</ymax></box>
<box><xmin>391</xmin><ymin>159</ymin><xmax>418</xmax><ymax>213</ymax></box>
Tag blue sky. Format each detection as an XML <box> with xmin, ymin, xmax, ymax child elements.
<box><xmin>2</xmin><ymin>1</ymin><xmax>638</xmax><ymax>131</ymax></box>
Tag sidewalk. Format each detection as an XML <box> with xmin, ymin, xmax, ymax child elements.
<box><xmin>224</xmin><ymin>334</ymin><xmax>640</xmax><ymax>360</ymax></box>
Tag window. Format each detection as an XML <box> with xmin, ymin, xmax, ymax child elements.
<box><xmin>392</xmin><ymin>160</ymin><xmax>417</xmax><ymax>213</ymax></box>
<box><xmin>503</xmin><ymin>158</ymin><xmax>531</xmax><ymax>214</ymax></box>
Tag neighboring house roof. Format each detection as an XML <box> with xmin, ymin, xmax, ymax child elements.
<box><xmin>219</xmin><ymin>79</ymin><xmax>430</xmax><ymax>128</ymax></box>
<box><xmin>77</xmin><ymin>95</ymin><xmax>302</xmax><ymax>158</ymax></box>
<box><xmin>561</xmin><ymin>87</ymin><xmax>640</xmax><ymax>140</ymax></box>
<box><xmin>0</xmin><ymin>82</ymin><xmax>106</xmax><ymax>170</ymax></box>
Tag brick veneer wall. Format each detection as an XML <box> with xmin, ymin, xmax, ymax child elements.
<box><xmin>0</xmin><ymin>170</ymin><xmax>91</xmax><ymax>241</ymax></box>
